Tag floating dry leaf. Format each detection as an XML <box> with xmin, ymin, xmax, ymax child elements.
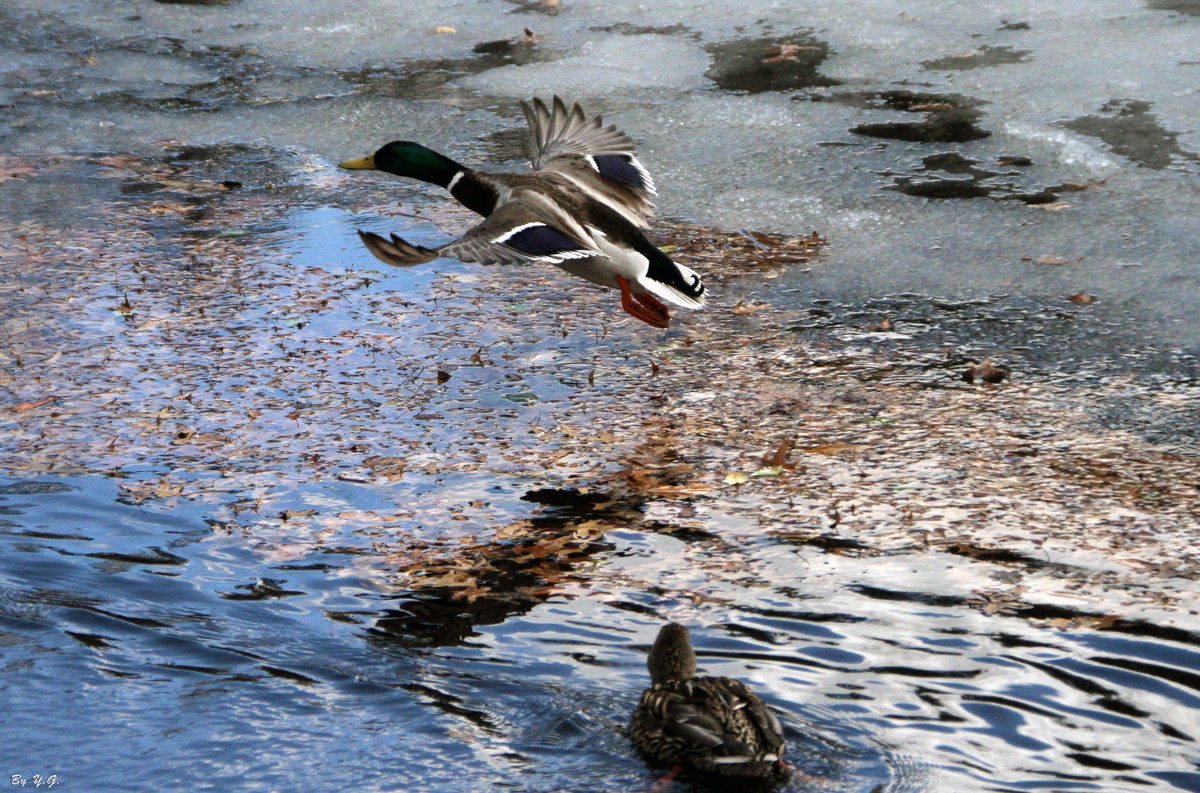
<box><xmin>751</xmin><ymin>466</ymin><xmax>785</xmax><ymax>477</ymax></box>
<box><xmin>761</xmin><ymin>436</ymin><xmax>794</xmax><ymax>469</ymax></box>
<box><xmin>12</xmin><ymin>397</ymin><xmax>58</xmax><ymax>412</ymax></box>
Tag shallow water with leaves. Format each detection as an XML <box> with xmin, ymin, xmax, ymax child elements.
<box><xmin>2</xmin><ymin>153</ymin><xmax>1200</xmax><ymax>792</ymax></box>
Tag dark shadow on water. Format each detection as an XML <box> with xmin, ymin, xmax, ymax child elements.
<box><xmin>921</xmin><ymin>44</ymin><xmax>1031</xmax><ymax>71</ymax></box>
<box><xmin>706</xmin><ymin>33</ymin><xmax>840</xmax><ymax>93</ymax></box>
<box><xmin>1062</xmin><ymin>99</ymin><xmax>1200</xmax><ymax>170</ymax></box>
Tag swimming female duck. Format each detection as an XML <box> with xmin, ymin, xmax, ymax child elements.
<box><xmin>338</xmin><ymin>97</ymin><xmax>706</xmax><ymax>328</ymax></box>
<box><xmin>630</xmin><ymin>622</ymin><xmax>788</xmax><ymax>787</ymax></box>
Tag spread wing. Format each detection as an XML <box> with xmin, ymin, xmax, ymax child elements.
<box><xmin>521</xmin><ymin>96</ymin><xmax>656</xmax><ymax>227</ymax></box>
<box><xmin>355</xmin><ymin>201</ymin><xmax>600</xmax><ymax>268</ymax></box>
<box><xmin>522</xmin><ymin>96</ymin><xmax>641</xmax><ymax>166</ymax></box>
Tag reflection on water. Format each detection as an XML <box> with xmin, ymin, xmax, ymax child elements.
<box><xmin>2</xmin><ymin>101</ymin><xmax>1199</xmax><ymax>793</ymax></box>
<box><xmin>2</xmin><ymin>477</ymin><xmax>1198</xmax><ymax>792</ymax></box>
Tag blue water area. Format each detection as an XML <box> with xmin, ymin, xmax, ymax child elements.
<box><xmin>3</xmin><ymin>476</ymin><xmax>1200</xmax><ymax>792</ymax></box>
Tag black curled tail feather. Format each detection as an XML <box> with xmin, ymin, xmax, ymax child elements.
<box><xmin>645</xmin><ymin>243</ymin><xmax>705</xmax><ymax>301</ymax></box>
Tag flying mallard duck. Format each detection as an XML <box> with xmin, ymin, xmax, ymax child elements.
<box><xmin>630</xmin><ymin>623</ymin><xmax>787</xmax><ymax>787</ymax></box>
<box><xmin>338</xmin><ymin>97</ymin><xmax>706</xmax><ymax>328</ymax></box>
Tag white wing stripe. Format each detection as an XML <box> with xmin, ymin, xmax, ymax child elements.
<box><xmin>490</xmin><ymin>221</ymin><xmax>545</xmax><ymax>245</ymax></box>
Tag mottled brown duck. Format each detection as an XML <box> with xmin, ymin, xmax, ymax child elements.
<box><xmin>630</xmin><ymin>622</ymin><xmax>788</xmax><ymax>787</ymax></box>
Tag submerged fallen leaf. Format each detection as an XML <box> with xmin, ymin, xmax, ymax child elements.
<box><xmin>800</xmin><ymin>443</ymin><xmax>862</xmax><ymax>456</ymax></box>
<box><xmin>12</xmin><ymin>397</ymin><xmax>58</xmax><ymax>412</ymax></box>
<box><xmin>154</xmin><ymin>480</ymin><xmax>184</xmax><ymax>499</ymax></box>
<box><xmin>113</xmin><ymin>293</ymin><xmax>134</xmax><ymax>318</ymax></box>
<box><xmin>858</xmin><ymin>317</ymin><xmax>892</xmax><ymax>331</ymax></box>
<box><xmin>650</xmin><ymin>483</ymin><xmax>715</xmax><ymax>496</ymax></box>
<box><xmin>963</xmin><ymin>359</ymin><xmax>1010</xmax><ymax>384</ymax></box>
<box><xmin>723</xmin><ymin>471</ymin><xmax>751</xmax><ymax>485</ymax></box>
<box><xmin>733</xmin><ymin>302</ymin><xmax>769</xmax><ymax>315</ymax></box>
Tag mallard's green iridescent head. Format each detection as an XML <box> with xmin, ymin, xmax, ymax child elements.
<box><xmin>339</xmin><ymin>141</ymin><xmax>463</xmax><ymax>188</ymax></box>
<box><xmin>647</xmin><ymin>622</ymin><xmax>698</xmax><ymax>684</ymax></box>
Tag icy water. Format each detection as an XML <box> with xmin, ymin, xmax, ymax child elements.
<box><xmin>4</xmin><ymin>476</ymin><xmax>1200</xmax><ymax>792</ymax></box>
<box><xmin>3</xmin><ymin>0</ymin><xmax>1200</xmax><ymax>791</ymax></box>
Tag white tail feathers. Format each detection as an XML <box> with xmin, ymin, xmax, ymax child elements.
<box><xmin>711</xmin><ymin>753</ymin><xmax>778</xmax><ymax>765</ymax></box>
<box><xmin>638</xmin><ymin>262</ymin><xmax>707</xmax><ymax>310</ymax></box>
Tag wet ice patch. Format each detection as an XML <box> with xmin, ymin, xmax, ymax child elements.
<box><xmin>457</xmin><ymin>35</ymin><xmax>709</xmax><ymax>95</ymax></box>
<box><xmin>1002</xmin><ymin>122</ymin><xmax>1121</xmax><ymax>172</ymax></box>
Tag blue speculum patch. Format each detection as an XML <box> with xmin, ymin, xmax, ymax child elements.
<box><xmin>593</xmin><ymin>154</ymin><xmax>645</xmax><ymax>190</ymax></box>
<box><xmin>505</xmin><ymin>223</ymin><xmax>589</xmax><ymax>258</ymax></box>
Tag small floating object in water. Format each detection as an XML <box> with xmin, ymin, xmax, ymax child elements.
<box><xmin>629</xmin><ymin>623</ymin><xmax>788</xmax><ymax>787</ymax></box>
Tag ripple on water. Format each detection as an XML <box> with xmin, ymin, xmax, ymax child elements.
<box><xmin>4</xmin><ymin>475</ymin><xmax>1200</xmax><ymax>790</ymax></box>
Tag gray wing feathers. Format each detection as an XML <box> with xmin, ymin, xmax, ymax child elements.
<box><xmin>521</xmin><ymin>96</ymin><xmax>640</xmax><ymax>168</ymax></box>
<box><xmin>357</xmin><ymin>230</ymin><xmax>439</xmax><ymax>267</ymax></box>
<box><xmin>359</xmin><ymin>201</ymin><xmax>599</xmax><ymax>268</ymax></box>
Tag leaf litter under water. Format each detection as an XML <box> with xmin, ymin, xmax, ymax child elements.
<box><xmin>1</xmin><ymin>150</ymin><xmax>1199</xmax><ymax>628</ymax></box>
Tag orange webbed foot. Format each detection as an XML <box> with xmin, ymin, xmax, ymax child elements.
<box><xmin>617</xmin><ymin>276</ymin><xmax>671</xmax><ymax>328</ymax></box>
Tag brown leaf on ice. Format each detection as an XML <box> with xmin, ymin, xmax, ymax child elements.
<box><xmin>1067</xmin><ymin>291</ymin><xmax>1096</xmax><ymax>305</ymax></box>
<box><xmin>1056</xmin><ymin>178</ymin><xmax>1106</xmax><ymax>192</ymax></box>
<box><xmin>432</xmin><ymin>26</ymin><xmax>457</xmax><ymax>33</ymax></box>
<box><xmin>910</xmin><ymin>102</ymin><xmax>957</xmax><ymax>112</ymax></box>
<box><xmin>1023</xmin><ymin>254</ymin><xmax>1084</xmax><ymax>266</ymax></box>
<box><xmin>763</xmin><ymin>43</ymin><xmax>821</xmax><ymax>63</ymax></box>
